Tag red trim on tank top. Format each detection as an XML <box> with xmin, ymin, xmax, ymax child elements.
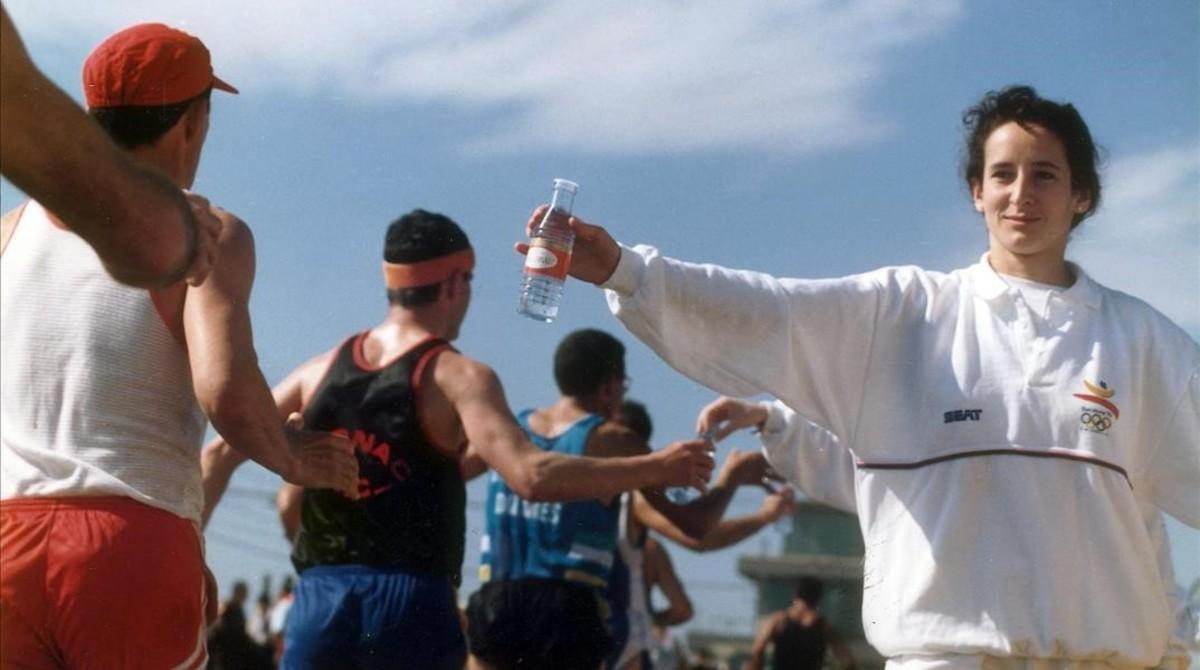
<box><xmin>410</xmin><ymin>342</ymin><xmax>460</xmax><ymax>460</ymax></box>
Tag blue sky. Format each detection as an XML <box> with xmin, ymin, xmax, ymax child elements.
<box><xmin>4</xmin><ymin>0</ymin><xmax>1197</xmax><ymax>639</ymax></box>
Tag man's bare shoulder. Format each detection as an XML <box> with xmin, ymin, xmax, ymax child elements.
<box><xmin>190</xmin><ymin>208</ymin><xmax>254</xmax><ymax>292</ymax></box>
<box><xmin>212</xmin><ymin>208</ymin><xmax>253</xmax><ymax>252</ymax></box>
<box><xmin>430</xmin><ymin>349</ymin><xmax>498</xmax><ymax>389</ymax></box>
<box><xmin>296</xmin><ymin>347</ymin><xmax>339</xmax><ymax>382</ymax></box>
<box><xmin>271</xmin><ymin>345</ymin><xmax>341</xmax><ymax>410</ymax></box>
<box><xmin>209</xmin><ymin>204</ymin><xmax>245</xmax><ymax>227</ymax></box>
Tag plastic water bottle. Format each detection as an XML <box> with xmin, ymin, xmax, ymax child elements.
<box><xmin>665</xmin><ymin>429</ymin><xmax>717</xmax><ymax>504</ymax></box>
<box><xmin>518</xmin><ymin>179</ymin><xmax>578</xmax><ymax>322</ymax></box>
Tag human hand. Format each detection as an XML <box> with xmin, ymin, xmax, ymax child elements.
<box><xmin>515</xmin><ymin>205</ymin><xmax>621</xmax><ymax>285</ymax></box>
<box><xmin>283</xmin><ymin>412</ymin><xmax>360</xmax><ymax>499</ymax></box>
<box><xmin>654</xmin><ymin>438</ymin><xmax>716</xmax><ymax>493</ymax></box>
<box><xmin>695</xmin><ymin>396</ymin><xmax>768</xmax><ymax>443</ymax></box>
<box><xmin>180</xmin><ymin>191</ymin><xmax>223</xmax><ymax>287</ymax></box>
<box><xmin>760</xmin><ymin>488</ymin><xmax>796</xmax><ymax>522</ymax></box>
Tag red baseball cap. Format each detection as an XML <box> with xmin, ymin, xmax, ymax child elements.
<box><xmin>82</xmin><ymin>23</ymin><xmax>238</xmax><ymax>108</ymax></box>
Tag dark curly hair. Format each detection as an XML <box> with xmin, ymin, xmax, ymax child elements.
<box><xmin>962</xmin><ymin>85</ymin><xmax>1102</xmax><ymax>228</ymax></box>
<box><xmin>615</xmin><ymin>400</ymin><xmax>653</xmax><ymax>442</ymax></box>
<box><xmin>553</xmin><ymin>329</ymin><xmax>625</xmax><ymax>397</ymax></box>
<box><xmin>794</xmin><ymin>576</ymin><xmax>824</xmax><ymax>607</ymax></box>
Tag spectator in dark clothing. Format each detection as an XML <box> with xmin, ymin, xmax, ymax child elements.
<box><xmin>208</xmin><ymin>581</ymin><xmax>272</xmax><ymax>670</ymax></box>
<box><xmin>745</xmin><ymin>577</ymin><xmax>854</xmax><ymax>670</ymax></box>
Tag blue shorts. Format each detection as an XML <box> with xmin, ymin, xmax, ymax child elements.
<box><xmin>282</xmin><ymin>565</ymin><xmax>465</xmax><ymax>670</ymax></box>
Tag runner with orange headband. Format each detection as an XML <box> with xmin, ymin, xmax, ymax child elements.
<box><xmin>201</xmin><ymin>209</ymin><xmax>716</xmax><ymax>669</ymax></box>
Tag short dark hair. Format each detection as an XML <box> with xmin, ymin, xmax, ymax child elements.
<box><xmin>384</xmin><ymin>209</ymin><xmax>471</xmax><ymax>308</ymax></box>
<box><xmin>962</xmin><ymin>85</ymin><xmax>1102</xmax><ymax>228</ymax></box>
<box><xmin>615</xmin><ymin>400</ymin><xmax>653</xmax><ymax>442</ymax></box>
<box><xmin>794</xmin><ymin>576</ymin><xmax>823</xmax><ymax>606</ymax></box>
<box><xmin>553</xmin><ymin>329</ymin><xmax>625</xmax><ymax>397</ymax></box>
<box><xmin>89</xmin><ymin>88</ymin><xmax>212</xmax><ymax>149</ymax></box>
<box><xmin>467</xmin><ymin>579</ymin><xmax>612</xmax><ymax>670</ymax></box>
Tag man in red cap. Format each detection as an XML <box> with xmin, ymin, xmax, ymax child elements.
<box><xmin>0</xmin><ymin>5</ymin><xmax>218</xmax><ymax>287</ymax></box>
<box><xmin>0</xmin><ymin>22</ymin><xmax>359</xmax><ymax>669</ymax></box>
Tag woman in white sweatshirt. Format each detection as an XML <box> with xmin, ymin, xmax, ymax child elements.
<box><xmin>521</xmin><ymin>85</ymin><xmax>1200</xmax><ymax>669</ymax></box>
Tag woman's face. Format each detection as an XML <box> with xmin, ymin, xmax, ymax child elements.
<box><xmin>971</xmin><ymin>121</ymin><xmax>1091</xmax><ymax>281</ymax></box>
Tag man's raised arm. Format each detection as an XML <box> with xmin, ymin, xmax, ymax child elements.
<box><xmin>599</xmin><ymin>430</ymin><xmax>767</xmax><ymax>540</ymax></box>
<box><xmin>184</xmin><ymin>210</ymin><xmax>357</xmax><ymax>509</ymax></box>
<box><xmin>635</xmin><ymin>485</ymin><xmax>795</xmax><ymax>552</ymax></box>
<box><xmin>199</xmin><ymin>350</ymin><xmax>336</xmax><ymax>527</ymax></box>
<box><xmin>432</xmin><ymin>350</ymin><xmax>713</xmax><ymax>502</ymax></box>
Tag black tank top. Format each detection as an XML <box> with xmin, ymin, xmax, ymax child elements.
<box><xmin>290</xmin><ymin>334</ymin><xmax>466</xmax><ymax>584</ymax></box>
<box><xmin>771</xmin><ymin>614</ymin><xmax>827</xmax><ymax>670</ymax></box>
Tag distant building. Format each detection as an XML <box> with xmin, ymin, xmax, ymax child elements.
<box><xmin>687</xmin><ymin>500</ymin><xmax>883</xmax><ymax>669</ymax></box>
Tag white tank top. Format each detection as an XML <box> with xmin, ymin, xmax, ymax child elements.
<box><xmin>1</xmin><ymin>201</ymin><xmax>208</xmax><ymax>521</ymax></box>
<box><xmin>614</xmin><ymin>494</ymin><xmax>655</xmax><ymax>668</ymax></box>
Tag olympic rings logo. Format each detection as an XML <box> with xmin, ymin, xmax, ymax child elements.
<box><xmin>1079</xmin><ymin>410</ymin><xmax>1112</xmax><ymax>432</ymax></box>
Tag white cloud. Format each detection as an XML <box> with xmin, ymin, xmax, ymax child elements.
<box><xmin>7</xmin><ymin>0</ymin><xmax>960</xmax><ymax>154</ymax></box>
<box><xmin>1070</xmin><ymin>144</ymin><xmax>1200</xmax><ymax>335</ymax></box>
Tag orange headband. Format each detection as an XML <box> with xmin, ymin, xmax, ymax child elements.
<box><xmin>383</xmin><ymin>248</ymin><xmax>475</xmax><ymax>289</ymax></box>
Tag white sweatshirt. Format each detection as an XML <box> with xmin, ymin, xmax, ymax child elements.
<box><xmin>602</xmin><ymin>244</ymin><xmax>1200</xmax><ymax>667</ymax></box>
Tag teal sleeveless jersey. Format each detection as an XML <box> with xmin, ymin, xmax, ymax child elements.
<box><xmin>479</xmin><ymin>410</ymin><xmax>620</xmax><ymax>589</ymax></box>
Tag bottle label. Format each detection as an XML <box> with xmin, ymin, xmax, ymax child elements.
<box><xmin>523</xmin><ymin>238</ymin><xmax>571</xmax><ymax>280</ymax></box>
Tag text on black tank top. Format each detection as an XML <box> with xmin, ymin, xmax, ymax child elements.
<box><xmin>291</xmin><ymin>335</ymin><xmax>466</xmax><ymax>584</ymax></box>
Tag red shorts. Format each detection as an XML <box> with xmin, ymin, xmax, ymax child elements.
<box><xmin>0</xmin><ymin>496</ymin><xmax>208</xmax><ymax>669</ymax></box>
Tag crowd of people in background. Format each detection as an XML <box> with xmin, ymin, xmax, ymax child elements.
<box><xmin>205</xmin><ymin>570</ymin><xmax>844</xmax><ymax>670</ymax></box>
<box><xmin>207</xmin><ymin>577</ymin><xmax>295</xmax><ymax>670</ymax></box>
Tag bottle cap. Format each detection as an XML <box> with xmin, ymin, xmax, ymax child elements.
<box><xmin>552</xmin><ymin>178</ymin><xmax>579</xmax><ymax>193</ymax></box>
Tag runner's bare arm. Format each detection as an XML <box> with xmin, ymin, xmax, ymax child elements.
<box><xmin>459</xmin><ymin>444</ymin><xmax>488</xmax><ymax>481</ymax></box>
<box><xmin>599</xmin><ymin>431</ymin><xmax>769</xmax><ymax>539</ymax></box>
<box><xmin>432</xmin><ymin>351</ymin><xmax>714</xmax><ymax>501</ymax></box>
<box><xmin>633</xmin><ymin>487</ymin><xmax>794</xmax><ymax>552</ymax></box>
<box><xmin>0</xmin><ymin>7</ymin><xmax>217</xmax><ymax>287</ymax></box>
<box><xmin>184</xmin><ymin>215</ymin><xmax>357</xmax><ymax>501</ymax></box>
<box><xmin>644</xmin><ymin>537</ymin><xmax>693</xmax><ymax>627</ymax></box>
<box><xmin>199</xmin><ymin>350</ymin><xmax>335</xmax><ymax>527</ymax></box>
